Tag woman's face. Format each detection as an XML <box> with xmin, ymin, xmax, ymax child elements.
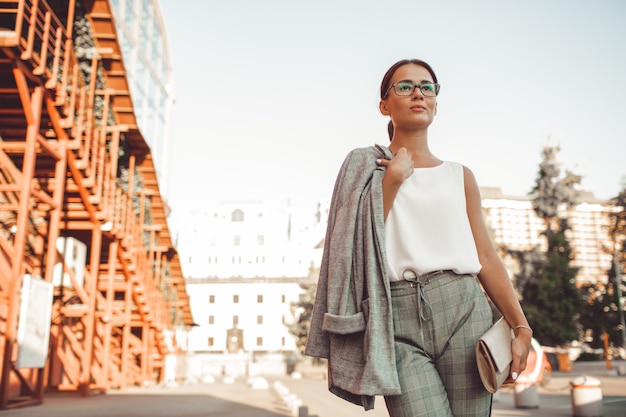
<box><xmin>380</xmin><ymin>64</ymin><xmax>437</xmax><ymax>132</ymax></box>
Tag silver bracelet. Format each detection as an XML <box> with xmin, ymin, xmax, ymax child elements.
<box><xmin>514</xmin><ymin>325</ymin><xmax>533</xmax><ymax>335</ymax></box>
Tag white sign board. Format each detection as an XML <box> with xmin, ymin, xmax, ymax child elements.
<box><xmin>16</xmin><ymin>274</ymin><xmax>53</xmax><ymax>369</ymax></box>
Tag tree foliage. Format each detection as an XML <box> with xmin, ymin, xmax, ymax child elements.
<box><xmin>287</xmin><ymin>283</ymin><xmax>316</xmax><ymax>354</ymax></box>
<box><xmin>522</xmin><ymin>222</ymin><xmax>582</xmax><ymax>346</ymax></box>
<box><xmin>580</xmin><ymin>181</ymin><xmax>626</xmax><ymax>348</ymax></box>
<box><xmin>610</xmin><ymin>183</ymin><xmax>626</xmax><ymax>347</ymax></box>
<box><xmin>506</xmin><ymin>248</ymin><xmax>544</xmax><ymax>297</ymax></box>
<box><xmin>510</xmin><ymin>143</ymin><xmax>584</xmax><ymax>346</ymax></box>
<box><xmin>531</xmin><ymin>145</ymin><xmax>581</xmax><ymax>222</ymax></box>
<box><xmin>579</xmin><ymin>277</ymin><xmax>622</xmax><ymax>348</ymax></box>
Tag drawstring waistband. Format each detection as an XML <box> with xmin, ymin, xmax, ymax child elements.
<box><xmin>396</xmin><ymin>269</ymin><xmax>453</xmax><ymax>350</ymax></box>
<box><xmin>401</xmin><ymin>269</ymin><xmax>443</xmax><ymax>323</ymax></box>
<box><xmin>401</xmin><ymin>269</ymin><xmax>448</xmax><ymax>284</ymax></box>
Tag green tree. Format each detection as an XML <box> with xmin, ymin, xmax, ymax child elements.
<box><xmin>580</xmin><ymin>182</ymin><xmax>626</xmax><ymax>349</ymax></box>
<box><xmin>610</xmin><ymin>182</ymin><xmax>626</xmax><ymax>347</ymax></box>
<box><xmin>506</xmin><ymin>248</ymin><xmax>544</xmax><ymax>297</ymax></box>
<box><xmin>287</xmin><ymin>283</ymin><xmax>316</xmax><ymax>354</ymax></box>
<box><xmin>515</xmin><ymin>144</ymin><xmax>584</xmax><ymax>346</ymax></box>
<box><xmin>523</xmin><ymin>222</ymin><xmax>581</xmax><ymax>346</ymax></box>
<box><xmin>579</xmin><ymin>278</ymin><xmax>622</xmax><ymax>349</ymax></box>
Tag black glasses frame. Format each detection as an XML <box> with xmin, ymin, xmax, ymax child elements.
<box><xmin>387</xmin><ymin>81</ymin><xmax>441</xmax><ymax>98</ymax></box>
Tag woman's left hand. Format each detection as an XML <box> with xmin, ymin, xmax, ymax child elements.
<box><xmin>508</xmin><ymin>331</ymin><xmax>532</xmax><ymax>382</ymax></box>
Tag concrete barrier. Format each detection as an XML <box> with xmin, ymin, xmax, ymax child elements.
<box><xmin>513</xmin><ymin>379</ymin><xmax>539</xmax><ymax>409</ymax></box>
<box><xmin>570</xmin><ymin>376</ymin><xmax>602</xmax><ymax>417</ymax></box>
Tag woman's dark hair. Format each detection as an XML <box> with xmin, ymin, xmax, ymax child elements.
<box><xmin>381</xmin><ymin>59</ymin><xmax>438</xmax><ymax>140</ymax></box>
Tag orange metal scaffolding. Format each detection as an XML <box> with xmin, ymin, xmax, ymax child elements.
<box><xmin>0</xmin><ymin>0</ymin><xmax>193</xmax><ymax>409</ymax></box>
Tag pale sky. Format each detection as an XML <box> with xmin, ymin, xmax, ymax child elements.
<box><xmin>159</xmin><ymin>0</ymin><xmax>626</xmax><ymax>230</ymax></box>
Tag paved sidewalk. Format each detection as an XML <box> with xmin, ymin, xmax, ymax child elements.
<box><xmin>282</xmin><ymin>359</ymin><xmax>626</xmax><ymax>417</ymax></box>
<box><xmin>0</xmin><ymin>379</ymin><xmax>291</xmax><ymax>417</ymax></box>
<box><xmin>0</xmin><ymin>360</ymin><xmax>623</xmax><ymax>417</ymax></box>
<box><xmin>279</xmin><ymin>367</ymin><xmax>626</xmax><ymax>417</ymax></box>
<box><xmin>490</xmin><ymin>359</ymin><xmax>626</xmax><ymax>417</ymax></box>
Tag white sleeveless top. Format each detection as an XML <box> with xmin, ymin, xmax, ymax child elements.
<box><xmin>385</xmin><ymin>161</ymin><xmax>482</xmax><ymax>281</ymax></box>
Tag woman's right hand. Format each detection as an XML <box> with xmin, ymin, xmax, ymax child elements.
<box><xmin>377</xmin><ymin>147</ymin><xmax>414</xmax><ymax>220</ymax></box>
<box><xmin>377</xmin><ymin>147</ymin><xmax>414</xmax><ymax>184</ymax></box>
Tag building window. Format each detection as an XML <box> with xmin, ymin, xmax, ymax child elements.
<box><xmin>231</xmin><ymin>209</ymin><xmax>244</xmax><ymax>222</ymax></box>
<box><xmin>208</xmin><ymin>337</ymin><xmax>214</xmax><ymax>347</ymax></box>
<box><xmin>257</xmin><ymin>235</ymin><xmax>264</xmax><ymax>245</ymax></box>
<box><xmin>256</xmin><ymin>337</ymin><xmax>263</xmax><ymax>347</ymax></box>
<box><xmin>234</xmin><ymin>235</ymin><xmax>241</xmax><ymax>246</ymax></box>
<box><xmin>208</xmin><ymin>315</ymin><xmax>214</xmax><ymax>324</ymax></box>
<box><xmin>257</xmin><ymin>315</ymin><xmax>263</xmax><ymax>324</ymax></box>
<box><xmin>233</xmin><ymin>294</ymin><xmax>239</xmax><ymax>303</ymax></box>
<box><xmin>233</xmin><ymin>315</ymin><xmax>239</xmax><ymax>326</ymax></box>
<box><xmin>209</xmin><ymin>295</ymin><xmax>215</xmax><ymax>303</ymax></box>
<box><xmin>281</xmin><ymin>294</ymin><xmax>286</xmax><ymax>303</ymax></box>
<box><xmin>257</xmin><ymin>294</ymin><xmax>263</xmax><ymax>303</ymax></box>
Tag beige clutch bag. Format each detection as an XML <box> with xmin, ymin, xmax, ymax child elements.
<box><xmin>476</xmin><ymin>317</ymin><xmax>513</xmax><ymax>393</ymax></box>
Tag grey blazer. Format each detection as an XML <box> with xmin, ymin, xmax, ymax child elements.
<box><xmin>304</xmin><ymin>144</ymin><xmax>401</xmax><ymax>410</ymax></box>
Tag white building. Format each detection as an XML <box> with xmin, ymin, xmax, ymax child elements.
<box><xmin>178</xmin><ymin>200</ymin><xmax>322</xmax><ymax>355</ymax></box>
<box><xmin>186</xmin><ymin>278</ymin><xmax>304</xmax><ymax>353</ymax></box>
<box><xmin>481</xmin><ymin>188</ymin><xmax>615</xmax><ymax>284</ymax></box>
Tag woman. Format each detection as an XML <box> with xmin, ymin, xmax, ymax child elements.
<box><xmin>305</xmin><ymin>59</ymin><xmax>532</xmax><ymax>417</ymax></box>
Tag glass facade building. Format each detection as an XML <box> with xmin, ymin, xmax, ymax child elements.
<box><xmin>109</xmin><ymin>0</ymin><xmax>174</xmax><ymax>197</ymax></box>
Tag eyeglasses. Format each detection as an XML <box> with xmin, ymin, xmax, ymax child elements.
<box><xmin>387</xmin><ymin>81</ymin><xmax>440</xmax><ymax>97</ymax></box>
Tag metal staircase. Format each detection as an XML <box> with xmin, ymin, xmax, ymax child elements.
<box><xmin>0</xmin><ymin>0</ymin><xmax>193</xmax><ymax>409</ymax></box>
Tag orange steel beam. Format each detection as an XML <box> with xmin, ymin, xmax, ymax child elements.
<box><xmin>32</xmin><ymin>8</ymin><xmax>51</xmax><ymax>76</ymax></box>
<box><xmin>120</xmin><ymin>276</ymin><xmax>132</xmax><ymax>389</ymax></box>
<box><xmin>101</xmin><ymin>239</ymin><xmax>118</xmax><ymax>389</ymax></box>
<box><xmin>35</xmin><ymin>99</ymin><xmax>68</xmax><ymax>403</ymax></box>
<box><xmin>42</xmin><ymin>98</ymin><xmax>68</xmax><ymax>285</ymax></box>
<box><xmin>65</xmin><ymin>151</ymin><xmax>100</xmax><ymax>224</ymax></box>
<box><xmin>141</xmin><ymin>324</ymin><xmax>150</xmax><ymax>384</ymax></box>
<box><xmin>78</xmin><ymin>227</ymin><xmax>102</xmax><ymax>395</ymax></box>
<box><xmin>0</xmin><ymin>72</ymin><xmax>44</xmax><ymax>409</ymax></box>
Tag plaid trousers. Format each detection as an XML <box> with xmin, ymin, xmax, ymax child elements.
<box><xmin>385</xmin><ymin>271</ymin><xmax>493</xmax><ymax>417</ymax></box>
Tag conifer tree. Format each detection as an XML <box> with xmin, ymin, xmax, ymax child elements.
<box><xmin>287</xmin><ymin>283</ymin><xmax>315</xmax><ymax>354</ymax></box>
<box><xmin>520</xmin><ymin>144</ymin><xmax>583</xmax><ymax>346</ymax></box>
<box><xmin>611</xmin><ymin>183</ymin><xmax>626</xmax><ymax>348</ymax></box>
<box><xmin>581</xmin><ymin>182</ymin><xmax>626</xmax><ymax>349</ymax></box>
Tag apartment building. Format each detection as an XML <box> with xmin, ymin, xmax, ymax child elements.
<box><xmin>481</xmin><ymin>188</ymin><xmax>614</xmax><ymax>284</ymax></box>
